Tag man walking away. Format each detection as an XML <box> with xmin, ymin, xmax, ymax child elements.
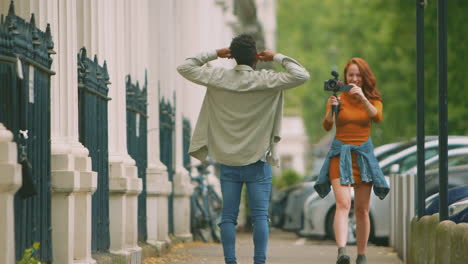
<box><xmin>177</xmin><ymin>34</ymin><xmax>310</xmax><ymax>264</ymax></box>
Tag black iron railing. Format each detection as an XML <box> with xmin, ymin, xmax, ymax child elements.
<box><xmin>126</xmin><ymin>73</ymin><xmax>148</xmax><ymax>241</ymax></box>
<box><xmin>159</xmin><ymin>97</ymin><xmax>175</xmax><ymax>233</ymax></box>
<box><xmin>77</xmin><ymin>47</ymin><xmax>111</xmax><ymax>253</ymax></box>
<box><xmin>0</xmin><ymin>2</ymin><xmax>55</xmax><ymax>262</ymax></box>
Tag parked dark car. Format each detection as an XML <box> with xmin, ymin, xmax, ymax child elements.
<box><xmin>425</xmin><ymin>185</ymin><xmax>468</xmax><ymax>224</ymax></box>
<box><xmin>449</xmin><ymin>199</ymin><xmax>468</xmax><ymax>223</ymax></box>
<box><xmin>270</xmin><ymin>185</ymin><xmax>300</xmax><ymax>228</ymax></box>
<box><xmin>425</xmin><ymin>185</ymin><xmax>468</xmax><ymax>215</ymax></box>
<box><xmin>424</xmin><ymin>165</ymin><xmax>468</xmax><ymax>197</ymax></box>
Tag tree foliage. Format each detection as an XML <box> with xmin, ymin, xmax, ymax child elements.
<box><xmin>272</xmin><ymin>169</ymin><xmax>302</xmax><ymax>189</ymax></box>
<box><xmin>277</xmin><ymin>0</ymin><xmax>468</xmax><ymax>146</ymax></box>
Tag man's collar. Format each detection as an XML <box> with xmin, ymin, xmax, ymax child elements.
<box><xmin>234</xmin><ymin>65</ymin><xmax>254</xmax><ymax>71</ymax></box>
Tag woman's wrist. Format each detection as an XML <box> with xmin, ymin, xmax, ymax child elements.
<box><xmin>325</xmin><ymin>112</ymin><xmax>334</xmax><ymax>122</ymax></box>
<box><xmin>359</xmin><ymin>94</ymin><xmax>368</xmax><ymax>103</ymax></box>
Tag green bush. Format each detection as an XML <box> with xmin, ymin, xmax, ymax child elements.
<box><xmin>18</xmin><ymin>242</ymin><xmax>41</xmax><ymax>264</ymax></box>
<box><xmin>273</xmin><ymin>169</ymin><xmax>302</xmax><ymax>189</ymax></box>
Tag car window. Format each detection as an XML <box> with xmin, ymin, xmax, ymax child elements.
<box><xmin>376</xmin><ymin>142</ymin><xmax>415</xmax><ymax>161</ymax></box>
<box><xmin>399</xmin><ymin>148</ymin><xmax>439</xmax><ymax>173</ymax></box>
<box><xmin>380</xmin><ymin>143</ymin><xmax>468</xmax><ymax>175</ymax></box>
<box><xmin>426</xmin><ymin>153</ymin><xmax>468</xmax><ymax>170</ymax></box>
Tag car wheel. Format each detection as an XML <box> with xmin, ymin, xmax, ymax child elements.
<box><xmin>271</xmin><ymin>212</ymin><xmax>285</xmax><ymax>228</ymax></box>
<box><xmin>294</xmin><ymin>212</ymin><xmax>305</xmax><ymax>237</ymax></box>
<box><xmin>326</xmin><ymin>203</ymin><xmax>357</xmax><ymax>245</ymax></box>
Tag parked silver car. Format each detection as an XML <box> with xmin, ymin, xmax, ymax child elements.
<box><xmin>379</xmin><ymin>137</ymin><xmax>468</xmax><ymax>175</ymax></box>
<box><xmin>280</xmin><ymin>141</ymin><xmax>416</xmax><ymax>233</ymax></box>
<box><xmin>299</xmin><ymin>137</ymin><xmax>468</xmax><ymax>244</ymax></box>
<box><xmin>299</xmin><ymin>176</ymin><xmax>390</xmax><ymax>244</ymax></box>
<box><xmin>406</xmin><ymin>147</ymin><xmax>468</xmax><ymax>196</ymax></box>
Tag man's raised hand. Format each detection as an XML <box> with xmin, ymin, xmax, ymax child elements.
<box><xmin>257</xmin><ymin>50</ymin><xmax>277</xmax><ymax>62</ymax></box>
<box><xmin>216</xmin><ymin>48</ymin><xmax>232</xmax><ymax>58</ymax></box>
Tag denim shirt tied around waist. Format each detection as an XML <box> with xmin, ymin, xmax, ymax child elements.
<box><xmin>313</xmin><ymin>137</ymin><xmax>390</xmax><ymax>200</ymax></box>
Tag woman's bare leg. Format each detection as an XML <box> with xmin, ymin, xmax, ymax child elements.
<box><xmin>354</xmin><ymin>183</ymin><xmax>372</xmax><ymax>255</ymax></box>
<box><xmin>331</xmin><ymin>178</ymin><xmax>352</xmax><ymax>247</ymax></box>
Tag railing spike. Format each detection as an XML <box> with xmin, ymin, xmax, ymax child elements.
<box><xmin>45</xmin><ymin>24</ymin><xmax>56</xmax><ymax>54</ymax></box>
<box><xmin>31</xmin><ymin>14</ymin><xmax>41</xmax><ymax>48</ymax></box>
<box><xmin>30</xmin><ymin>13</ymin><xmax>36</xmax><ymax>26</ymax></box>
<box><xmin>8</xmin><ymin>0</ymin><xmax>16</xmax><ymax>16</ymax></box>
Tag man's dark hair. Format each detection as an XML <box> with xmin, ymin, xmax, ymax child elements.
<box><xmin>229</xmin><ymin>34</ymin><xmax>257</xmax><ymax>66</ymax></box>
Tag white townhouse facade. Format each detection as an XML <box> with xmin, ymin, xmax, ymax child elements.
<box><xmin>0</xmin><ymin>0</ymin><xmax>276</xmax><ymax>263</ymax></box>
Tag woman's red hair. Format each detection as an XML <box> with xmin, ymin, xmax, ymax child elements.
<box><xmin>344</xmin><ymin>58</ymin><xmax>382</xmax><ymax>101</ymax></box>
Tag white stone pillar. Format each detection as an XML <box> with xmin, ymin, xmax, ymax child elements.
<box><xmin>91</xmin><ymin>0</ymin><xmax>142</xmax><ymax>259</ymax></box>
<box><xmin>0</xmin><ymin>2</ymin><xmax>9</xmax><ymax>15</ymax></box>
<box><xmin>145</xmin><ymin>0</ymin><xmax>173</xmax><ymax>250</ymax></box>
<box><xmin>73</xmin><ymin>157</ymin><xmax>96</xmax><ymax>264</ymax></box>
<box><xmin>157</xmin><ymin>0</ymin><xmax>177</xmax><ymax>241</ymax></box>
<box><xmin>6</xmin><ymin>1</ymin><xmax>95</xmax><ymax>263</ymax></box>
<box><xmin>0</xmin><ymin>124</ymin><xmax>22</xmax><ymax>264</ymax></box>
<box><xmin>36</xmin><ymin>0</ymin><xmax>97</xmax><ymax>263</ymax></box>
<box><xmin>122</xmin><ymin>0</ymin><xmax>143</xmax><ymax>257</ymax></box>
<box><xmin>173</xmin><ymin>0</ymin><xmax>194</xmax><ymax>242</ymax></box>
<box><xmin>123</xmin><ymin>0</ymin><xmax>145</xmax><ymax>253</ymax></box>
<box><xmin>102</xmin><ymin>0</ymin><xmax>130</xmax><ymax>256</ymax></box>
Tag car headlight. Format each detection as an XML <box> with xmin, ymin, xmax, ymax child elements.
<box><xmin>449</xmin><ymin>199</ymin><xmax>468</xmax><ymax>216</ymax></box>
<box><xmin>304</xmin><ymin>191</ymin><xmax>320</xmax><ymax>208</ymax></box>
<box><xmin>309</xmin><ymin>191</ymin><xmax>320</xmax><ymax>202</ymax></box>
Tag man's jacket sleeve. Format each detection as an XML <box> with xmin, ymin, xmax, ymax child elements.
<box><xmin>176</xmin><ymin>51</ymin><xmax>218</xmax><ymax>86</ymax></box>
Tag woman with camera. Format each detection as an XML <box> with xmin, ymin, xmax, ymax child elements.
<box><xmin>314</xmin><ymin>58</ymin><xmax>389</xmax><ymax>264</ymax></box>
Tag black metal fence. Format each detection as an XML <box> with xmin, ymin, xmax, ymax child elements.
<box><xmin>0</xmin><ymin>3</ymin><xmax>55</xmax><ymax>262</ymax></box>
<box><xmin>77</xmin><ymin>47</ymin><xmax>111</xmax><ymax>253</ymax></box>
<box><xmin>183</xmin><ymin>118</ymin><xmax>191</xmax><ymax>172</ymax></box>
<box><xmin>126</xmin><ymin>74</ymin><xmax>148</xmax><ymax>241</ymax></box>
<box><xmin>159</xmin><ymin>98</ymin><xmax>175</xmax><ymax>233</ymax></box>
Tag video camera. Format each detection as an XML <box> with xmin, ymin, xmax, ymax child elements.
<box><xmin>324</xmin><ymin>70</ymin><xmax>352</xmax><ymax>93</ymax></box>
<box><xmin>323</xmin><ymin>70</ymin><xmax>353</xmax><ymax>116</ymax></box>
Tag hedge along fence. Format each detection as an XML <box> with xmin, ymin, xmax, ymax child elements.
<box><xmin>408</xmin><ymin>214</ymin><xmax>468</xmax><ymax>264</ymax></box>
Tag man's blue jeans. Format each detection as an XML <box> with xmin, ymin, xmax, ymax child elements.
<box><xmin>218</xmin><ymin>160</ymin><xmax>272</xmax><ymax>264</ymax></box>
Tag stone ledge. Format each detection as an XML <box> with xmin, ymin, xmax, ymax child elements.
<box><xmin>146</xmin><ymin>167</ymin><xmax>172</xmax><ymax>196</ymax></box>
<box><xmin>109</xmin><ymin>177</ymin><xmax>129</xmax><ymax>194</ymax></box>
<box><xmin>173</xmin><ymin>169</ymin><xmax>194</xmax><ymax>197</ymax></box>
<box><xmin>125</xmin><ymin>165</ymin><xmax>138</xmax><ymax>179</ymax></box>
<box><xmin>146</xmin><ymin>180</ymin><xmax>172</xmax><ymax>196</ymax></box>
<box><xmin>75</xmin><ymin>156</ymin><xmax>92</xmax><ymax>172</ymax></box>
<box><xmin>0</xmin><ymin>163</ymin><xmax>22</xmax><ymax>193</ymax></box>
<box><xmin>92</xmin><ymin>248</ymin><xmax>141</xmax><ymax>264</ymax></box>
<box><xmin>0</xmin><ymin>123</ymin><xmax>13</xmax><ymax>142</ymax></box>
<box><xmin>173</xmin><ymin>233</ymin><xmax>193</xmax><ymax>243</ymax></box>
<box><xmin>51</xmin><ymin>153</ymin><xmax>75</xmax><ymax>171</ymax></box>
<box><xmin>73</xmin><ymin>258</ymin><xmax>97</xmax><ymax>264</ymax></box>
<box><xmin>0</xmin><ymin>142</ymin><xmax>17</xmax><ymax>164</ymax></box>
<box><xmin>142</xmin><ymin>239</ymin><xmax>171</xmax><ymax>257</ymax></box>
<box><xmin>173</xmin><ymin>181</ymin><xmax>194</xmax><ymax>197</ymax></box>
<box><xmin>51</xmin><ymin>170</ymin><xmax>80</xmax><ymax>193</ymax></box>
<box><xmin>110</xmin><ymin>161</ymin><xmax>126</xmax><ymax>179</ymax></box>
<box><xmin>77</xmin><ymin>171</ymin><xmax>97</xmax><ymax>193</ymax></box>
<box><xmin>126</xmin><ymin>177</ymin><xmax>142</xmax><ymax>195</ymax></box>
<box><xmin>409</xmin><ymin>214</ymin><xmax>468</xmax><ymax>264</ymax></box>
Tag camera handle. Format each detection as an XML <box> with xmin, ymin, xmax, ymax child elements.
<box><xmin>331</xmin><ymin>92</ymin><xmax>341</xmax><ymax>117</ymax></box>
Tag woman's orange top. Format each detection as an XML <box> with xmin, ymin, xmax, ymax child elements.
<box><xmin>323</xmin><ymin>92</ymin><xmax>383</xmax><ymax>184</ymax></box>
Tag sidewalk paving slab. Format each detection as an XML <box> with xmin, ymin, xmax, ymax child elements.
<box><xmin>143</xmin><ymin>229</ymin><xmax>403</xmax><ymax>264</ymax></box>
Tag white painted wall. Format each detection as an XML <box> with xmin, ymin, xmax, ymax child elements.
<box><xmin>278</xmin><ymin>116</ymin><xmax>308</xmax><ymax>175</ymax></box>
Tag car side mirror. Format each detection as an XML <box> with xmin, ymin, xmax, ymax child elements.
<box><xmin>390</xmin><ymin>164</ymin><xmax>400</xmax><ymax>174</ymax></box>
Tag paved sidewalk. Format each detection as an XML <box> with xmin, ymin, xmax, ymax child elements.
<box><xmin>143</xmin><ymin>229</ymin><xmax>403</xmax><ymax>264</ymax></box>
